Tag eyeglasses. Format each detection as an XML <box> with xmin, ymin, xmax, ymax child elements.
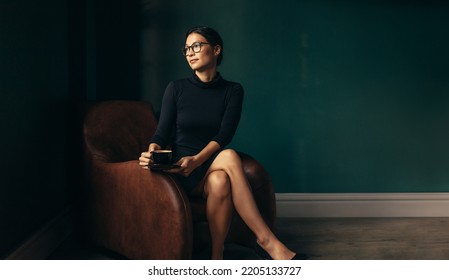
<box><xmin>182</xmin><ymin>42</ymin><xmax>210</xmax><ymax>56</ymax></box>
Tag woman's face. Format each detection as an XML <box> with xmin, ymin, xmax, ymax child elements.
<box><xmin>184</xmin><ymin>32</ymin><xmax>220</xmax><ymax>72</ymax></box>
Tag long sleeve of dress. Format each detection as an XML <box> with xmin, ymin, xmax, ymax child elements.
<box><xmin>212</xmin><ymin>83</ymin><xmax>244</xmax><ymax>148</ymax></box>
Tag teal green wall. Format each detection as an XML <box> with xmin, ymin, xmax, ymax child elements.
<box><xmin>141</xmin><ymin>0</ymin><xmax>449</xmax><ymax>193</ymax></box>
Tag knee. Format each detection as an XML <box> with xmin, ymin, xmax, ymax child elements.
<box><xmin>218</xmin><ymin>149</ymin><xmax>241</xmax><ymax>167</ymax></box>
<box><xmin>205</xmin><ymin>170</ymin><xmax>231</xmax><ymax>199</ymax></box>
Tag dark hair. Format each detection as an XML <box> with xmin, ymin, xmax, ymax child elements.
<box><xmin>185</xmin><ymin>26</ymin><xmax>224</xmax><ymax>66</ymax></box>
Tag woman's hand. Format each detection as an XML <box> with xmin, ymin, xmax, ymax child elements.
<box><xmin>166</xmin><ymin>141</ymin><xmax>221</xmax><ymax>176</ymax></box>
<box><xmin>166</xmin><ymin>156</ymin><xmax>200</xmax><ymax>177</ymax></box>
<box><xmin>139</xmin><ymin>143</ymin><xmax>161</xmax><ymax>169</ymax></box>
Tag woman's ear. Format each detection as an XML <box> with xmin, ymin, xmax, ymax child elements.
<box><xmin>214</xmin><ymin>45</ymin><xmax>222</xmax><ymax>56</ymax></box>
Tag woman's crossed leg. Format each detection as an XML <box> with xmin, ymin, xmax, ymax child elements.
<box><xmin>197</xmin><ymin>149</ymin><xmax>296</xmax><ymax>260</ymax></box>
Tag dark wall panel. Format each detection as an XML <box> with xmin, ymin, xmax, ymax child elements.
<box><xmin>0</xmin><ymin>0</ymin><xmax>71</xmax><ymax>257</ymax></box>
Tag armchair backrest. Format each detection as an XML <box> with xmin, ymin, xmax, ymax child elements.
<box><xmin>83</xmin><ymin>101</ymin><xmax>157</xmax><ymax>162</ymax></box>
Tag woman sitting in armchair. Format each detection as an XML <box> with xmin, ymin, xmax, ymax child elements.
<box><xmin>139</xmin><ymin>26</ymin><xmax>299</xmax><ymax>260</ymax></box>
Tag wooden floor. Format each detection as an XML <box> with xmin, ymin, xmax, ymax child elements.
<box><xmin>49</xmin><ymin>218</ymin><xmax>449</xmax><ymax>260</ymax></box>
<box><xmin>276</xmin><ymin>218</ymin><xmax>449</xmax><ymax>260</ymax></box>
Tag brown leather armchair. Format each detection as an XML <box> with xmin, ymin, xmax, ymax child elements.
<box><xmin>82</xmin><ymin>100</ymin><xmax>276</xmax><ymax>259</ymax></box>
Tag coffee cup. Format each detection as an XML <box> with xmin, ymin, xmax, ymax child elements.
<box><xmin>151</xmin><ymin>150</ymin><xmax>173</xmax><ymax>165</ymax></box>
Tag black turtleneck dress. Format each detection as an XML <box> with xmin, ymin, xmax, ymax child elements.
<box><xmin>151</xmin><ymin>73</ymin><xmax>244</xmax><ymax>194</ymax></box>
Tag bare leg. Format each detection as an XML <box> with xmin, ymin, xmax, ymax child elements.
<box><xmin>203</xmin><ymin>170</ymin><xmax>233</xmax><ymax>260</ymax></box>
<box><xmin>206</xmin><ymin>149</ymin><xmax>296</xmax><ymax>260</ymax></box>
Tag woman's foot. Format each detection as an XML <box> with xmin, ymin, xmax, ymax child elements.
<box><xmin>257</xmin><ymin>239</ymin><xmax>296</xmax><ymax>260</ymax></box>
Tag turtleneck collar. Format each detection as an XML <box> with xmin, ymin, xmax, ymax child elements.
<box><xmin>188</xmin><ymin>72</ymin><xmax>223</xmax><ymax>88</ymax></box>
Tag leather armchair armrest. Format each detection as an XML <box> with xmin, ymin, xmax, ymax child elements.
<box><xmin>84</xmin><ymin>159</ymin><xmax>193</xmax><ymax>259</ymax></box>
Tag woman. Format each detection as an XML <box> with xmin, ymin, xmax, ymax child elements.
<box><xmin>139</xmin><ymin>26</ymin><xmax>299</xmax><ymax>260</ymax></box>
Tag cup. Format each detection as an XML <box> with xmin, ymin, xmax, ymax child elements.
<box><xmin>151</xmin><ymin>150</ymin><xmax>173</xmax><ymax>165</ymax></box>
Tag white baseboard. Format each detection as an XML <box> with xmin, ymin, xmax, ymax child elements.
<box><xmin>6</xmin><ymin>208</ymin><xmax>73</xmax><ymax>260</ymax></box>
<box><xmin>276</xmin><ymin>193</ymin><xmax>449</xmax><ymax>218</ymax></box>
